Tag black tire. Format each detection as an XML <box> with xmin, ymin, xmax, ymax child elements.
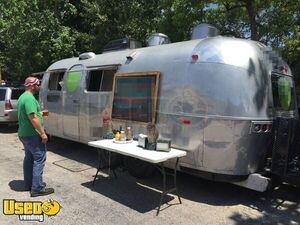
<box><xmin>269</xmin><ymin>174</ymin><xmax>282</xmax><ymax>190</ymax></box>
<box><xmin>123</xmin><ymin>156</ymin><xmax>156</xmax><ymax>178</ymax></box>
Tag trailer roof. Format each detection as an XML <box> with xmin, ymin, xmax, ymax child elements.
<box><xmin>46</xmin><ymin>39</ymin><xmax>202</xmax><ymax>71</ymax></box>
<box><xmin>46</xmin><ymin>36</ymin><xmax>291</xmax><ymax>75</ymax></box>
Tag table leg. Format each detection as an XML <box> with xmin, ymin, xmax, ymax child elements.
<box><xmin>156</xmin><ymin>158</ymin><xmax>182</xmax><ymax>216</ymax></box>
<box><xmin>93</xmin><ymin>149</ymin><xmax>102</xmax><ymax>186</ymax></box>
<box><xmin>108</xmin><ymin>150</ymin><xmax>111</xmax><ymax>177</ymax></box>
<box><xmin>157</xmin><ymin>164</ymin><xmax>166</xmax><ymax>216</ymax></box>
<box><xmin>107</xmin><ymin>151</ymin><xmax>117</xmax><ymax>179</ymax></box>
<box><xmin>174</xmin><ymin>158</ymin><xmax>181</xmax><ymax>204</ymax></box>
<box><xmin>93</xmin><ymin>149</ymin><xmax>117</xmax><ymax>185</ymax></box>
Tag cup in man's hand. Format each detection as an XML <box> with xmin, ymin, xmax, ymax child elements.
<box><xmin>42</xmin><ymin>110</ymin><xmax>49</xmax><ymax>117</ymax></box>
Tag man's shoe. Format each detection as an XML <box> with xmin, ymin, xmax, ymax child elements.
<box><xmin>30</xmin><ymin>188</ymin><xmax>54</xmax><ymax>197</ymax></box>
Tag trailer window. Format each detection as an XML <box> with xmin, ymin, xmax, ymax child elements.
<box><xmin>111</xmin><ymin>72</ymin><xmax>160</xmax><ymax>123</ymax></box>
<box><xmin>48</xmin><ymin>71</ymin><xmax>65</xmax><ymax>91</ymax></box>
<box><xmin>101</xmin><ymin>70</ymin><xmax>115</xmax><ymax>91</ymax></box>
<box><xmin>87</xmin><ymin>69</ymin><xmax>116</xmax><ymax>92</ymax></box>
<box><xmin>271</xmin><ymin>74</ymin><xmax>295</xmax><ymax>111</ymax></box>
<box><xmin>87</xmin><ymin>70</ymin><xmax>102</xmax><ymax>91</ymax></box>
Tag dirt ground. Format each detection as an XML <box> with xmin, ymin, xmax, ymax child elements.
<box><xmin>0</xmin><ymin>125</ymin><xmax>299</xmax><ymax>225</ymax></box>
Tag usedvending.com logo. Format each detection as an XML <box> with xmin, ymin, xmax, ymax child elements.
<box><xmin>3</xmin><ymin>199</ymin><xmax>60</xmax><ymax>222</ymax></box>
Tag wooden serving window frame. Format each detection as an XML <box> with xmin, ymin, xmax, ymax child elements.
<box><xmin>111</xmin><ymin>71</ymin><xmax>160</xmax><ymax>124</ymax></box>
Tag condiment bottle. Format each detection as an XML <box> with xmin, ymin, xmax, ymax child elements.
<box><xmin>126</xmin><ymin>127</ymin><xmax>132</xmax><ymax>140</ymax></box>
<box><xmin>115</xmin><ymin>131</ymin><xmax>121</xmax><ymax>141</ymax></box>
<box><xmin>120</xmin><ymin>131</ymin><xmax>126</xmax><ymax>141</ymax></box>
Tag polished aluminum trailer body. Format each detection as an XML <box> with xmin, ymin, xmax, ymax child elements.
<box><xmin>40</xmin><ymin>36</ymin><xmax>296</xmax><ymax>181</ymax></box>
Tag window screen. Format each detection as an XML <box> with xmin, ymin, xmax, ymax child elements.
<box><xmin>101</xmin><ymin>70</ymin><xmax>115</xmax><ymax>91</ymax></box>
<box><xmin>48</xmin><ymin>71</ymin><xmax>65</xmax><ymax>91</ymax></box>
<box><xmin>86</xmin><ymin>69</ymin><xmax>116</xmax><ymax>92</ymax></box>
<box><xmin>87</xmin><ymin>70</ymin><xmax>102</xmax><ymax>91</ymax></box>
<box><xmin>271</xmin><ymin>74</ymin><xmax>295</xmax><ymax>111</ymax></box>
<box><xmin>111</xmin><ymin>72</ymin><xmax>160</xmax><ymax>123</ymax></box>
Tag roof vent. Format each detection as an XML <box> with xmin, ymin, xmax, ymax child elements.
<box><xmin>191</xmin><ymin>23</ymin><xmax>219</xmax><ymax>40</ymax></box>
<box><xmin>147</xmin><ymin>33</ymin><xmax>171</xmax><ymax>46</ymax></box>
<box><xmin>103</xmin><ymin>38</ymin><xmax>142</xmax><ymax>53</ymax></box>
<box><xmin>79</xmin><ymin>52</ymin><xmax>96</xmax><ymax>60</ymax></box>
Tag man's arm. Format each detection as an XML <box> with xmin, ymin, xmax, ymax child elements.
<box><xmin>28</xmin><ymin>113</ymin><xmax>48</xmax><ymax>143</ymax></box>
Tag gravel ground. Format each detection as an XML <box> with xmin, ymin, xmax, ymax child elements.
<box><xmin>0</xmin><ymin>125</ymin><xmax>299</xmax><ymax>225</ymax></box>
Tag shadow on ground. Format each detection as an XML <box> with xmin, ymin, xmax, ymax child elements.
<box><xmin>82</xmin><ymin>174</ymin><xmax>175</xmax><ymax>214</ymax></box>
<box><xmin>8</xmin><ymin>180</ymin><xmax>28</xmax><ymax>192</ymax></box>
<box><xmin>46</xmin><ymin>136</ymin><xmax>98</xmax><ymax>169</ymax></box>
<box><xmin>47</xmin><ymin>137</ymin><xmax>300</xmax><ymax>223</ymax></box>
<box><xmin>0</xmin><ymin>124</ymin><xmax>18</xmax><ymax>133</ymax></box>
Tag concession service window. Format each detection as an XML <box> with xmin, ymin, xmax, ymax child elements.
<box><xmin>111</xmin><ymin>71</ymin><xmax>160</xmax><ymax>123</ymax></box>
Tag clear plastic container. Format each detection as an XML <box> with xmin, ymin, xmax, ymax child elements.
<box><xmin>120</xmin><ymin>131</ymin><xmax>126</xmax><ymax>141</ymax></box>
<box><xmin>126</xmin><ymin>127</ymin><xmax>132</xmax><ymax>140</ymax></box>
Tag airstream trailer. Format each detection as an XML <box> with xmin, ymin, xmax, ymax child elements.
<box><xmin>39</xmin><ymin>25</ymin><xmax>299</xmax><ymax>191</ymax></box>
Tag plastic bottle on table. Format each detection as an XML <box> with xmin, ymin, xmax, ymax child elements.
<box><xmin>126</xmin><ymin>127</ymin><xmax>132</xmax><ymax>140</ymax></box>
<box><xmin>120</xmin><ymin>131</ymin><xmax>126</xmax><ymax>141</ymax></box>
<box><xmin>115</xmin><ymin>131</ymin><xmax>121</xmax><ymax>141</ymax></box>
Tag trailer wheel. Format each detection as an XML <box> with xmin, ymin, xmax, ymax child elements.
<box><xmin>269</xmin><ymin>174</ymin><xmax>282</xmax><ymax>189</ymax></box>
<box><xmin>123</xmin><ymin>156</ymin><xmax>156</xmax><ymax>178</ymax></box>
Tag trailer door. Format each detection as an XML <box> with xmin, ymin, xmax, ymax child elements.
<box><xmin>270</xmin><ymin>73</ymin><xmax>297</xmax><ymax>176</ymax></box>
<box><xmin>41</xmin><ymin>70</ymin><xmax>65</xmax><ymax>137</ymax></box>
<box><xmin>62</xmin><ymin>65</ymin><xmax>83</xmax><ymax>140</ymax></box>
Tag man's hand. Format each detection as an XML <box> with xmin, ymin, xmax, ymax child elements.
<box><xmin>40</xmin><ymin>133</ymin><xmax>48</xmax><ymax>144</ymax></box>
<box><xmin>28</xmin><ymin>113</ymin><xmax>47</xmax><ymax>143</ymax></box>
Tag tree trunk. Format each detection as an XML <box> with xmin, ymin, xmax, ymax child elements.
<box><xmin>244</xmin><ymin>0</ymin><xmax>258</xmax><ymax>40</ymax></box>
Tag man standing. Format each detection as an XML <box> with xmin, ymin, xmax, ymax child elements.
<box><xmin>18</xmin><ymin>76</ymin><xmax>54</xmax><ymax>197</ymax></box>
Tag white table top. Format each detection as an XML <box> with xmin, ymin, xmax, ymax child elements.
<box><xmin>88</xmin><ymin>139</ymin><xmax>187</xmax><ymax>164</ymax></box>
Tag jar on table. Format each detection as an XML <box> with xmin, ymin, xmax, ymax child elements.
<box><xmin>126</xmin><ymin>127</ymin><xmax>132</xmax><ymax>140</ymax></box>
<box><xmin>120</xmin><ymin>131</ymin><xmax>126</xmax><ymax>141</ymax></box>
<box><xmin>115</xmin><ymin>131</ymin><xmax>121</xmax><ymax>141</ymax></box>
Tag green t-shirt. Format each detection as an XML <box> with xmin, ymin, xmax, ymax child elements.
<box><xmin>17</xmin><ymin>92</ymin><xmax>44</xmax><ymax>137</ymax></box>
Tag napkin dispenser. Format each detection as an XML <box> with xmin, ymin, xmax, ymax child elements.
<box><xmin>156</xmin><ymin>138</ymin><xmax>171</xmax><ymax>152</ymax></box>
<box><xmin>138</xmin><ymin>134</ymin><xmax>148</xmax><ymax>148</ymax></box>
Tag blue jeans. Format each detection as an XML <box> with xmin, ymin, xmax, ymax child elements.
<box><xmin>19</xmin><ymin>136</ymin><xmax>46</xmax><ymax>193</ymax></box>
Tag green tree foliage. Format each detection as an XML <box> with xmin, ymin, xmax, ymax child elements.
<box><xmin>157</xmin><ymin>0</ymin><xmax>207</xmax><ymax>42</ymax></box>
<box><xmin>0</xmin><ymin>0</ymin><xmax>299</xmax><ymax>83</ymax></box>
<box><xmin>78</xmin><ymin>0</ymin><xmax>162</xmax><ymax>53</ymax></box>
<box><xmin>190</xmin><ymin>0</ymin><xmax>300</xmax><ymax>82</ymax></box>
<box><xmin>0</xmin><ymin>0</ymin><xmax>76</xmax><ymax>81</ymax></box>
<box><xmin>283</xmin><ymin>26</ymin><xmax>300</xmax><ymax>84</ymax></box>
